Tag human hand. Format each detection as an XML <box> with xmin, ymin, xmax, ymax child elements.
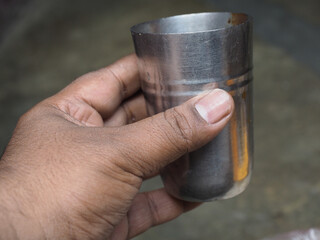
<box><xmin>0</xmin><ymin>55</ymin><xmax>234</xmax><ymax>240</ymax></box>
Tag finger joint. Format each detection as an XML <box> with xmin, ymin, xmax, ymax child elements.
<box><xmin>163</xmin><ymin>108</ymin><xmax>193</xmax><ymax>154</ymax></box>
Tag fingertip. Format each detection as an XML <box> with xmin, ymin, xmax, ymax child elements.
<box><xmin>194</xmin><ymin>89</ymin><xmax>234</xmax><ymax>125</ymax></box>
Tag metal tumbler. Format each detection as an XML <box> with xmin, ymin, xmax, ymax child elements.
<box><xmin>131</xmin><ymin>12</ymin><xmax>253</xmax><ymax>202</ymax></box>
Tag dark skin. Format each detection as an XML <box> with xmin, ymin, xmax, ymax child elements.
<box><xmin>0</xmin><ymin>54</ymin><xmax>234</xmax><ymax>239</ymax></box>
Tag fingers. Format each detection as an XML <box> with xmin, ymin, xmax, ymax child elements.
<box><xmin>104</xmin><ymin>94</ymin><xmax>148</xmax><ymax>127</ymax></box>
<box><xmin>100</xmin><ymin>89</ymin><xmax>234</xmax><ymax>178</ymax></box>
<box><xmin>126</xmin><ymin>188</ymin><xmax>200</xmax><ymax>238</ymax></box>
<box><xmin>49</xmin><ymin>54</ymin><xmax>140</xmax><ymax>119</ymax></box>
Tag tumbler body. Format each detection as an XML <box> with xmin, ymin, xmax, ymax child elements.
<box><xmin>131</xmin><ymin>12</ymin><xmax>253</xmax><ymax>201</ymax></box>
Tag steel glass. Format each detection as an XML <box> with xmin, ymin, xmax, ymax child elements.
<box><xmin>131</xmin><ymin>12</ymin><xmax>253</xmax><ymax>202</ymax></box>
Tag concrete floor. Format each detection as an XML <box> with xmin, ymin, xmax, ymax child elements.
<box><xmin>0</xmin><ymin>0</ymin><xmax>320</xmax><ymax>239</ymax></box>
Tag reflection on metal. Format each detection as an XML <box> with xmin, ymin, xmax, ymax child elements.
<box><xmin>231</xmin><ymin>97</ymin><xmax>249</xmax><ymax>182</ymax></box>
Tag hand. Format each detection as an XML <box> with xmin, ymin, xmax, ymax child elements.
<box><xmin>0</xmin><ymin>55</ymin><xmax>234</xmax><ymax>240</ymax></box>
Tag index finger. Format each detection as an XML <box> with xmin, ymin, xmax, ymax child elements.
<box><xmin>51</xmin><ymin>54</ymin><xmax>140</xmax><ymax>119</ymax></box>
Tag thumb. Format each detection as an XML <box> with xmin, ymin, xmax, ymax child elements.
<box><xmin>114</xmin><ymin>89</ymin><xmax>234</xmax><ymax>178</ymax></box>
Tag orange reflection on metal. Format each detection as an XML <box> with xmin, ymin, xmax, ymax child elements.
<box><xmin>226</xmin><ymin>78</ymin><xmax>235</xmax><ymax>86</ymax></box>
<box><xmin>231</xmin><ymin>114</ymin><xmax>249</xmax><ymax>181</ymax></box>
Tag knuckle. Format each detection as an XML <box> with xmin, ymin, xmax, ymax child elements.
<box><xmin>121</xmin><ymin>103</ymin><xmax>135</xmax><ymax>124</ymax></box>
<box><xmin>163</xmin><ymin>107</ymin><xmax>194</xmax><ymax>152</ymax></box>
<box><xmin>106</xmin><ymin>67</ymin><xmax>127</xmax><ymax>98</ymax></box>
<box><xmin>15</xmin><ymin>108</ymin><xmax>39</xmax><ymax>130</ymax></box>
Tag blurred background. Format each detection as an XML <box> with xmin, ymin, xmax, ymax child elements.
<box><xmin>0</xmin><ymin>0</ymin><xmax>320</xmax><ymax>239</ymax></box>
